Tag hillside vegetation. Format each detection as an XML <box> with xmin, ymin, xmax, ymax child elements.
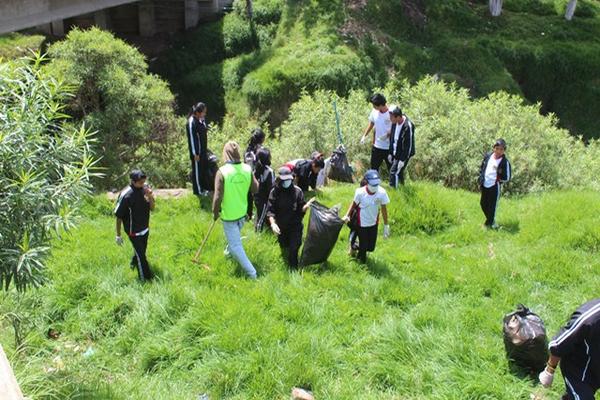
<box><xmin>152</xmin><ymin>0</ymin><xmax>600</xmax><ymax>139</ymax></box>
<box><xmin>2</xmin><ymin>182</ymin><xmax>600</xmax><ymax>399</ymax></box>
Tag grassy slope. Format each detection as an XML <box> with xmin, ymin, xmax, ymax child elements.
<box><xmin>2</xmin><ymin>182</ymin><xmax>600</xmax><ymax>399</ymax></box>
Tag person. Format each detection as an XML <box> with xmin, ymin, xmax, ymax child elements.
<box><xmin>114</xmin><ymin>169</ymin><xmax>155</xmax><ymax>281</ymax></box>
<box><xmin>290</xmin><ymin>157</ymin><xmax>325</xmax><ymax>192</ymax></box>
<box><xmin>478</xmin><ymin>138</ymin><xmax>511</xmax><ymax>229</ymax></box>
<box><xmin>253</xmin><ymin>147</ymin><xmax>275</xmax><ymax>231</ymax></box>
<box><xmin>342</xmin><ymin>170</ymin><xmax>390</xmax><ymax>263</ymax></box>
<box><xmin>360</xmin><ymin>93</ymin><xmax>394</xmax><ymax>173</ymax></box>
<box><xmin>267</xmin><ymin>167</ymin><xmax>315</xmax><ymax>269</ymax></box>
<box><xmin>388</xmin><ymin>106</ymin><xmax>416</xmax><ymax>187</ymax></box>
<box><xmin>312</xmin><ymin>151</ymin><xmax>331</xmax><ymax>188</ymax></box>
<box><xmin>244</xmin><ymin>127</ymin><xmax>266</xmax><ymax>169</ymax></box>
<box><xmin>539</xmin><ymin>298</ymin><xmax>600</xmax><ymax>400</ymax></box>
<box><xmin>212</xmin><ymin>141</ymin><xmax>259</xmax><ymax>279</ymax></box>
<box><xmin>186</xmin><ymin>102</ymin><xmax>209</xmax><ymax>196</ymax></box>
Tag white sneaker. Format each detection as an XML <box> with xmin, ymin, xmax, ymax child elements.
<box><xmin>223</xmin><ymin>246</ymin><xmax>231</xmax><ymax>257</ymax></box>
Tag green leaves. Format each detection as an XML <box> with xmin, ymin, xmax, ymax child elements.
<box><xmin>0</xmin><ymin>56</ymin><xmax>98</xmax><ymax>292</ymax></box>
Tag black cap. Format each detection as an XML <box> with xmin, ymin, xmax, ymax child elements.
<box><xmin>129</xmin><ymin>169</ymin><xmax>147</xmax><ymax>182</ymax></box>
<box><xmin>494</xmin><ymin>138</ymin><xmax>507</xmax><ymax>149</ymax></box>
<box><xmin>278</xmin><ymin>166</ymin><xmax>294</xmax><ymax>181</ymax></box>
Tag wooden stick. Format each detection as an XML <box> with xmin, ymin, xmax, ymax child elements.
<box><xmin>192</xmin><ymin>219</ymin><xmax>217</xmax><ymax>266</ymax></box>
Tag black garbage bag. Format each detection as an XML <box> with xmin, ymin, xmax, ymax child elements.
<box><xmin>327</xmin><ymin>145</ymin><xmax>353</xmax><ymax>183</ymax></box>
<box><xmin>203</xmin><ymin>151</ymin><xmax>219</xmax><ymax>191</ymax></box>
<box><xmin>503</xmin><ymin>304</ymin><xmax>548</xmax><ymax>374</ymax></box>
<box><xmin>300</xmin><ymin>201</ymin><xmax>344</xmax><ymax>266</ymax></box>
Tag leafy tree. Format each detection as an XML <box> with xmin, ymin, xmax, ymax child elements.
<box><xmin>0</xmin><ymin>55</ymin><xmax>98</xmax><ymax>292</ymax></box>
<box><xmin>46</xmin><ymin>28</ymin><xmax>178</xmax><ymax>187</ymax></box>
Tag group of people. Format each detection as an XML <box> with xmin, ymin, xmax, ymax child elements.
<box><xmin>113</xmin><ymin>93</ymin><xmax>513</xmax><ymax>283</ymax></box>
<box><xmin>110</xmin><ymin>96</ymin><xmax>600</xmax><ymax>400</ymax></box>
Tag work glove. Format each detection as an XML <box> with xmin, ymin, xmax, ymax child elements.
<box><xmin>115</xmin><ymin>236</ymin><xmax>124</xmax><ymax>246</ymax></box>
<box><xmin>271</xmin><ymin>223</ymin><xmax>281</xmax><ymax>236</ymax></box>
<box><xmin>387</xmin><ymin>154</ymin><xmax>393</xmax><ymax>164</ymax></box>
<box><xmin>342</xmin><ymin>215</ymin><xmax>350</xmax><ymax>223</ymax></box>
<box><xmin>383</xmin><ymin>225</ymin><xmax>391</xmax><ymax>238</ymax></box>
<box><xmin>397</xmin><ymin>160</ymin><xmax>405</xmax><ymax>169</ymax></box>
<box><xmin>360</xmin><ymin>136</ymin><xmax>366</xmax><ymax>145</ymax></box>
<box><xmin>538</xmin><ymin>369</ymin><xmax>554</xmax><ymax>388</ymax></box>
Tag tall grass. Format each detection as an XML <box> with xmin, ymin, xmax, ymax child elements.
<box><xmin>1</xmin><ymin>182</ymin><xmax>599</xmax><ymax>399</ymax></box>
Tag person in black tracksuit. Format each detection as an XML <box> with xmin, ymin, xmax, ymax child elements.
<box><xmin>539</xmin><ymin>298</ymin><xmax>600</xmax><ymax>400</ymax></box>
<box><xmin>186</xmin><ymin>102</ymin><xmax>209</xmax><ymax>196</ymax></box>
<box><xmin>244</xmin><ymin>127</ymin><xmax>266</xmax><ymax>169</ymax></box>
<box><xmin>253</xmin><ymin>147</ymin><xmax>275</xmax><ymax>231</ymax></box>
<box><xmin>478</xmin><ymin>138</ymin><xmax>511</xmax><ymax>228</ymax></box>
<box><xmin>388</xmin><ymin>106</ymin><xmax>416</xmax><ymax>187</ymax></box>
<box><xmin>291</xmin><ymin>158</ymin><xmax>325</xmax><ymax>192</ymax></box>
<box><xmin>267</xmin><ymin>167</ymin><xmax>313</xmax><ymax>269</ymax></box>
<box><xmin>114</xmin><ymin>170</ymin><xmax>155</xmax><ymax>281</ymax></box>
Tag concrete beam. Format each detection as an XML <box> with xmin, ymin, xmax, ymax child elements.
<box><xmin>0</xmin><ymin>0</ymin><xmax>140</xmax><ymax>35</ymax></box>
<box><xmin>0</xmin><ymin>345</ymin><xmax>24</xmax><ymax>400</ymax></box>
<box><xmin>50</xmin><ymin>19</ymin><xmax>65</xmax><ymax>36</ymax></box>
<box><xmin>94</xmin><ymin>9</ymin><xmax>110</xmax><ymax>29</ymax></box>
<box><xmin>185</xmin><ymin>0</ymin><xmax>200</xmax><ymax>29</ymax></box>
<box><xmin>138</xmin><ymin>0</ymin><xmax>156</xmax><ymax>37</ymax></box>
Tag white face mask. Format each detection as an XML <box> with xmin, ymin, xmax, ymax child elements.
<box><xmin>282</xmin><ymin>180</ymin><xmax>292</xmax><ymax>188</ymax></box>
<box><xmin>367</xmin><ymin>184</ymin><xmax>378</xmax><ymax>193</ymax></box>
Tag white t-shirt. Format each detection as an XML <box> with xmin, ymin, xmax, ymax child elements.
<box><xmin>368</xmin><ymin>106</ymin><xmax>394</xmax><ymax>150</ymax></box>
<box><xmin>484</xmin><ymin>155</ymin><xmax>502</xmax><ymax>188</ymax></box>
<box><xmin>353</xmin><ymin>186</ymin><xmax>390</xmax><ymax>227</ymax></box>
<box><xmin>316</xmin><ymin>157</ymin><xmax>331</xmax><ymax>188</ymax></box>
<box><xmin>391</xmin><ymin>118</ymin><xmax>405</xmax><ymax>155</ymax></box>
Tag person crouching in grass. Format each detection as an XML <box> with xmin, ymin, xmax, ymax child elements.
<box><xmin>478</xmin><ymin>138</ymin><xmax>511</xmax><ymax>229</ymax></box>
<box><xmin>342</xmin><ymin>170</ymin><xmax>390</xmax><ymax>263</ymax></box>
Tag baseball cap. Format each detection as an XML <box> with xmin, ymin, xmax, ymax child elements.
<box><xmin>129</xmin><ymin>169</ymin><xmax>147</xmax><ymax>182</ymax></box>
<box><xmin>278</xmin><ymin>166</ymin><xmax>294</xmax><ymax>181</ymax></box>
<box><xmin>364</xmin><ymin>169</ymin><xmax>381</xmax><ymax>186</ymax></box>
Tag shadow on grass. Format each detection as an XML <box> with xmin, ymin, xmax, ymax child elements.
<box><xmin>364</xmin><ymin>256</ymin><xmax>391</xmax><ymax>278</ymax></box>
<box><xmin>500</xmin><ymin>220</ymin><xmax>521</xmax><ymax>234</ymax></box>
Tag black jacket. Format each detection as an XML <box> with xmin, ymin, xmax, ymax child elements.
<box><xmin>294</xmin><ymin>159</ymin><xmax>317</xmax><ymax>191</ymax></box>
<box><xmin>478</xmin><ymin>152</ymin><xmax>511</xmax><ymax>187</ymax></box>
<box><xmin>266</xmin><ymin>183</ymin><xmax>306</xmax><ymax>229</ymax></box>
<box><xmin>549</xmin><ymin>298</ymin><xmax>600</xmax><ymax>385</ymax></box>
<box><xmin>114</xmin><ymin>185</ymin><xmax>150</xmax><ymax>236</ymax></box>
<box><xmin>389</xmin><ymin>116</ymin><xmax>416</xmax><ymax>162</ymax></box>
<box><xmin>186</xmin><ymin>116</ymin><xmax>208</xmax><ymax>160</ymax></box>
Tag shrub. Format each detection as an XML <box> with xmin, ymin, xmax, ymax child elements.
<box><xmin>46</xmin><ymin>28</ymin><xmax>178</xmax><ymax>188</ymax></box>
<box><xmin>0</xmin><ymin>55</ymin><xmax>97</xmax><ymax>291</ymax></box>
<box><xmin>274</xmin><ymin>77</ymin><xmax>600</xmax><ymax>194</ymax></box>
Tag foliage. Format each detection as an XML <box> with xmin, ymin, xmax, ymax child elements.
<box><xmin>46</xmin><ymin>28</ymin><xmax>178</xmax><ymax>188</ymax></box>
<box><xmin>0</xmin><ymin>55</ymin><xmax>97</xmax><ymax>292</ymax></box>
<box><xmin>2</xmin><ymin>183</ymin><xmax>600</xmax><ymax>398</ymax></box>
<box><xmin>0</xmin><ymin>33</ymin><xmax>45</xmax><ymax>61</ymax></box>
<box><xmin>274</xmin><ymin>78</ymin><xmax>600</xmax><ymax>194</ymax></box>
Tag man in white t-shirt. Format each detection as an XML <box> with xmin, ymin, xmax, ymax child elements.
<box><xmin>477</xmin><ymin>139</ymin><xmax>512</xmax><ymax>229</ymax></box>
<box><xmin>342</xmin><ymin>170</ymin><xmax>390</xmax><ymax>263</ymax></box>
<box><xmin>360</xmin><ymin>93</ymin><xmax>394</xmax><ymax>174</ymax></box>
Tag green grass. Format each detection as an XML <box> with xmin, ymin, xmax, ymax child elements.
<box><xmin>2</xmin><ymin>182</ymin><xmax>600</xmax><ymax>399</ymax></box>
<box><xmin>0</xmin><ymin>33</ymin><xmax>45</xmax><ymax>60</ymax></box>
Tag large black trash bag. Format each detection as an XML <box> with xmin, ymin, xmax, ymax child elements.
<box><xmin>327</xmin><ymin>145</ymin><xmax>353</xmax><ymax>183</ymax></box>
<box><xmin>503</xmin><ymin>304</ymin><xmax>548</xmax><ymax>374</ymax></box>
<box><xmin>204</xmin><ymin>150</ymin><xmax>219</xmax><ymax>191</ymax></box>
<box><xmin>300</xmin><ymin>201</ymin><xmax>344</xmax><ymax>266</ymax></box>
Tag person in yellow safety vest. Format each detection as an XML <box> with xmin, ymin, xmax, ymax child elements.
<box><xmin>212</xmin><ymin>141</ymin><xmax>259</xmax><ymax>279</ymax></box>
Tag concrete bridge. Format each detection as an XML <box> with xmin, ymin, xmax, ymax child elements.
<box><xmin>0</xmin><ymin>0</ymin><xmax>232</xmax><ymax>36</ymax></box>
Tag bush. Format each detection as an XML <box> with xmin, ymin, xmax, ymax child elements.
<box><xmin>46</xmin><ymin>28</ymin><xmax>178</xmax><ymax>188</ymax></box>
<box><xmin>0</xmin><ymin>55</ymin><xmax>97</xmax><ymax>291</ymax></box>
<box><xmin>274</xmin><ymin>77</ymin><xmax>600</xmax><ymax>194</ymax></box>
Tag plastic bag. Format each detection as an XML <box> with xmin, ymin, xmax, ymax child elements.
<box><xmin>327</xmin><ymin>145</ymin><xmax>353</xmax><ymax>183</ymax></box>
<box><xmin>503</xmin><ymin>304</ymin><xmax>548</xmax><ymax>374</ymax></box>
<box><xmin>300</xmin><ymin>201</ymin><xmax>344</xmax><ymax>266</ymax></box>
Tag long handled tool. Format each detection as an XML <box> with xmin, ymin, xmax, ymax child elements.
<box><xmin>191</xmin><ymin>219</ymin><xmax>217</xmax><ymax>269</ymax></box>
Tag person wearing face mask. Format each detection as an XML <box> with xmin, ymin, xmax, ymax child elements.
<box><xmin>114</xmin><ymin>169</ymin><xmax>155</xmax><ymax>282</ymax></box>
<box><xmin>267</xmin><ymin>167</ymin><xmax>314</xmax><ymax>270</ymax></box>
<box><xmin>342</xmin><ymin>170</ymin><xmax>390</xmax><ymax>263</ymax></box>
